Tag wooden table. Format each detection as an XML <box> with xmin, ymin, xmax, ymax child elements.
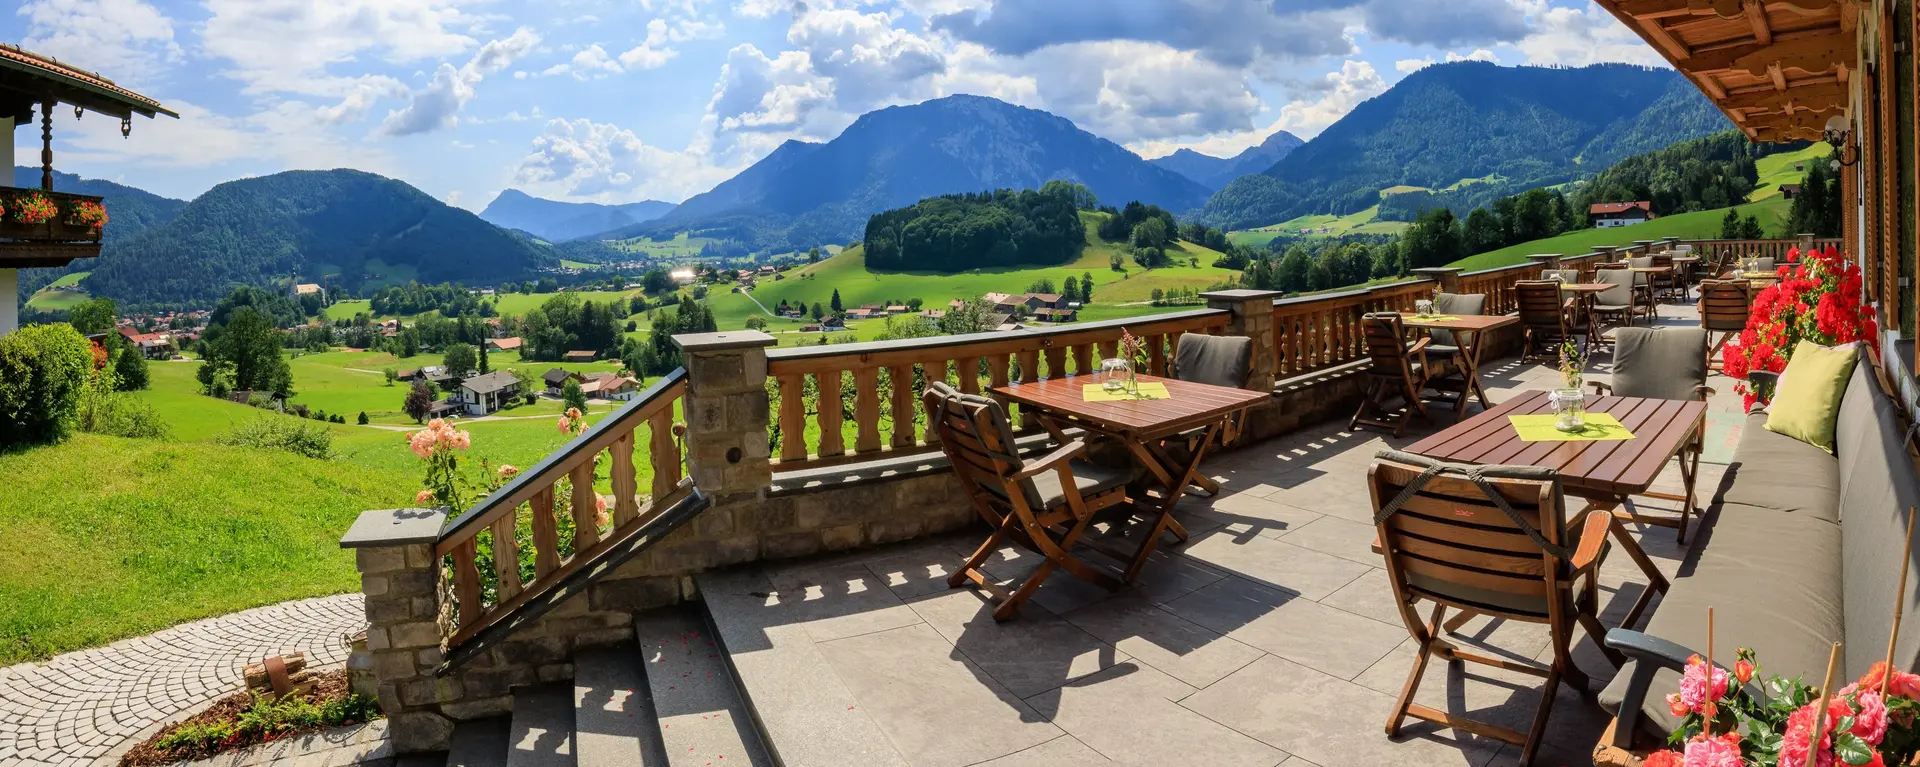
<box><xmin>1558</xmin><ymin>283</ymin><xmax>1613</xmax><ymax>346</ymax></box>
<box><xmin>1405</xmin><ymin>390</ymin><xmax>1709</xmax><ymax>542</ymax></box>
<box><xmin>991</xmin><ymin>374</ymin><xmax>1270</xmax><ymax>581</ymax></box>
<box><xmin>1396</xmin><ymin>313</ymin><xmax>1518</xmax><ymax>415</ymax></box>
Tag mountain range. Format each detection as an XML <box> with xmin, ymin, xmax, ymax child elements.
<box><xmin>1199</xmin><ymin>62</ymin><xmax>1731</xmax><ymax>229</ymax></box>
<box><xmin>477</xmin><ymin>189</ymin><xmax>675</xmax><ymax>242</ymax></box>
<box><xmin>79</xmin><ymin>169</ymin><xmax>553</xmax><ymax>307</ymax></box>
<box><xmin>600</xmin><ymin>94</ymin><xmax>1214</xmax><ymax>250</ymax></box>
<box><xmin>1147</xmin><ymin>130</ymin><xmax>1304</xmax><ymax>190</ymax></box>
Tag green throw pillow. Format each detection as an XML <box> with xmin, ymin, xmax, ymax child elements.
<box><xmin>1764</xmin><ymin>340</ymin><xmax>1860</xmax><ymax>454</ymax></box>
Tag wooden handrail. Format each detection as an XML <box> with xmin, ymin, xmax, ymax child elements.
<box><xmin>436</xmin><ymin>367</ymin><xmax>689</xmax><ymax>646</ymax></box>
<box><xmin>765</xmin><ymin>309</ymin><xmax>1231</xmax><ymax>469</ymax></box>
<box><xmin>1270</xmin><ymin>278</ymin><xmax>1435</xmax><ymax>379</ymax></box>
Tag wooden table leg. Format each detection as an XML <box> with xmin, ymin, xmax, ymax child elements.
<box><xmin>1120</xmin><ymin>422</ymin><xmax>1221</xmax><ymax>582</ymax></box>
<box><xmin>1461</xmin><ymin>333</ymin><xmax>1493</xmax><ymax>411</ymax></box>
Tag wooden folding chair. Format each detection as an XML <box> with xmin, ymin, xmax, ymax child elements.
<box><xmin>1370</xmin><ymin>452</ymin><xmax>1665</xmax><ymax>766</ymax></box>
<box><xmin>1698</xmin><ymin>280</ymin><xmax>1750</xmax><ymax>372</ymax></box>
<box><xmin>1158</xmin><ymin>333</ymin><xmax>1253</xmax><ymax>496</ymax></box>
<box><xmin>924</xmin><ymin>382</ymin><xmax>1133</xmax><ymax>621</ymax></box>
<box><xmin>1351</xmin><ymin>313</ymin><xmax>1432</xmax><ymax>437</ymax></box>
<box><xmin>1516</xmin><ymin>280</ymin><xmax>1578</xmax><ymax>363</ymax></box>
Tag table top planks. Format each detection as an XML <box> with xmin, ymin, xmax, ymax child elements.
<box><xmin>1555</xmin><ymin>283</ymin><xmax>1615</xmax><ymax>294</ymax></box>
<box><xmin>1403</xmin><ymin>391</ymin><xmax>1706</xmax><ymax>497</ymax></box>
<box><xmin>1394</xmin><ymin>313</ymin><xmax>1519</xmax><ymax>332</ymax></box>
<box><xmin>991</xmin><ymin>373</ymin><xmax>1269</xmax><ymax>437</ymax></box>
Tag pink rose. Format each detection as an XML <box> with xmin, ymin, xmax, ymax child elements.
<box><xmin>594</xmin><ymin>494</ymin><xmax>608</xmax><ymax>513</ymax></box>
<box><xmin>497</xmin><ymin>464</ymin><xmax>518</xmax><ymax>477</ymax></box>
<box><xmin>1840</xmin><ymin>684</ymin><xmax>1889</xmax><ymax>745</ymax></box>
<box><xmin>1682</xmin><ymin>732</ymin><xmax>1742</xmax><ymax>767</ymax></box>
<box><xmin>415</xmin><ymin>489</ymin><xmax>434</xmax><ymax>504</ymax></box>
<box><xmin>1679</xmin><ymin>655</ymin><xmax>1729</xmax><ymax>715</ymax></box>
<box><xmin>566</xmin><ymin>407</ymin><xmax>583</xmax><ymax>419</ymax></box>
<box><xmin>427</xmin><ymin>418</ymin><xmax>445</xmax><ymax>430</ymax></box>
<box><xmin>556</xmin><ymin>416</ymin><xmax>571</xmax><ymax>434</ymax></box>
<box><xmin>453</xmin><ymin>430</ymin><xmax>471</xmax><ymax>450</ymax></box>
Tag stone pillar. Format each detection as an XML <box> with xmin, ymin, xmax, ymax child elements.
<box><xmin>673</xmin><ymin>330</ymin><xmax>777</xmax><ymax>503</ymax></box>
<box><xmin>340</xmin><ymin>508</ymin><xmax>455</xmax><ymax>753</ymax></box>
<box><xmin>1798</xmin><ymin>233</ymin><xmax>1817</xmax><ymax>253</ymax></box>
<box><xmin>1524</xmin><ymin>254</ymin><xmax>1562</xmax><ymax>271</ymax></box>
<box><xmin>1409</xmin><ymin>267</ymin><xmax>1462</xmax><ymax>295</ymax></box>
<box><xmin>1595</xmin><ymin>245</ymin><xmax>1619</xmax><ymax>262</ymax></box>
<box><xmin>1201</xmin><ymin>289</ymin><xmax>1282</xmax><ymax>391</ymax></box>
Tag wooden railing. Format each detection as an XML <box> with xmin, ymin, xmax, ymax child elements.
<box><xmin>764</xmin><ymin>310</ymin><xmax>1231</xmax><ymax>470</ymax></box>
<box><xmin>1683</xmin><ymin>238</ymin><xmax>1841</xmax><ymax>263</ymax></box>
<box><xmin>1458</xmin><ymin>262</ymin><xmax>1546</xmax><ymax>315</ymax></box>
<box><xmin>436</xmin><ymin>369</ymin><xmax>689</xmax><ymax>648</ymax></box>
<box><xmin>1271</xmin><ymin>279</ymin><xmax>1436</xmax><ymax>379</ymax></box>
<box><xmin>0</xmin><ymin>189</ymin><xmax>106</xmax><ymax>243</ymax></box>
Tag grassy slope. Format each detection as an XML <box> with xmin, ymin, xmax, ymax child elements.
<box><xmin>1750</xmin><ymin>144</ymin><xmax>1832</xmax><ymax>201</ymax></box>
<box><xmin>1448</xmin><ymin>196</ymin><xmax>1794</xmax><ymax>271</ymax></box>
<box><xmin>324</xmin><ymin>289</ymin><xmax>644</xmax><ymax>322</ymax></box>
<box><xmin>25</xmin><ymin>271</ymin><xmax>93</xmax><ymax>312</ymax></box>
<box><xmin>1228</xmin><ymin>206</ymin><xmax>1408</xmax><ymax>248</ymax></box>
<box><xmin>703</xmin><ymin>211</ymin><xmax>1239</xmax><ymax>344</ymax></box>
<box><xmin>283</xmin><ymin>350</ymin><xmax>623</xmax><ymax>425</ymax></box>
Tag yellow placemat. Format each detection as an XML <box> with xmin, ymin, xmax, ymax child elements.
<box><xmin>1508</xmin><ymin>412</ymin><xmax>1635</xmax><ymax>442</ymax></box>
<box><xmin>1404</xmin><ymin>315</ymin><xmax>1461</xmax><ymax>322</ymax></box>
<box><xmin>1082</xmin><ymin>382</ymin><xmax>1171</xmax><ymax>402</ymax></box>
<box><xmin>1741</xmin><ymin>272</ymin><xmax>1777</xmax><ymax>279</ymax></box>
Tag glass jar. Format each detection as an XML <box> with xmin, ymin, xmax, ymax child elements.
<box><xmin>1099</xmin><ymin>358</ymin><xmax>1131</xmax><ymax>392</ymax></box>
<box><xmin>1550</xmin><ymin>388</ymin><xmax>1586</xmax><ymax>432</ymax></box>
<box><xmin>1414</xmin><ymin>299</ymin><xmax>1435</xmax><ymax>317</ymax></box>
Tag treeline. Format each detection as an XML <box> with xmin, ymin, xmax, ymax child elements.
<box><xmin>863</xmin><ymin>181</ymin><xmax>1088</xmax><ymax>271</ymax></box>
<box><xmin>1785</xmin><ymin>160</ymin><xmax>1842</xmax><ymax>238</ymax></box>
<box><xmin>1241</xmin><ymin>238</ymin><xmax>1404</xmax><ymax>294</ymax></box>
<box><xmin>1568</xmin><ymin>131</ymin><xmax>1790</xmax><ymax>219</ymax></box>
<box><xmin>368</xmin><ymin>282</ymin><xmax>498</xmax><ymax>317</ymax></box>
<box><xmin>519</xmin><ymin>292</ymin><xmax>627</xmax><ymax>361</ymax></box>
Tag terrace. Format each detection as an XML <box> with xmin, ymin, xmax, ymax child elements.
<box><xmin>334</xmin><ymin>236</ymin><xmax>1893</xmax><ymax>766</ymax></box>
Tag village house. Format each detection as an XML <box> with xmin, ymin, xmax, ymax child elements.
<box><xmin>578</xmin><ymin>372</ymin><xmax>641</xmax><ymax>401</ymax></box>
<box><xmin>1589</xmin><ymin>200</ymin><xmax>1656</xmax><ymax>228</ymax></box>
<box><xmin>455</xmin><ymin>371</ymin><xmax>521</xmax><ymax>416</ymax></box>
<box><xmin>292</xmin><ymin>283</ymin><xmax>324</xmax><ymax>300</ymax></box>
<box><xmin>801</xmin><ymin>323</ymin><xmax>822</xmax><ymax>332</ymax></box>
<box><xmin>846</xmin><ymin>308</ymin><xmax>874</xmax><ymax>320</ymax></box>
<box><xmin>918</xmin><ymin>309</ymin><xmax>947</xmax><ymax>320</ymax></box>
<box><xmin>563</xmin><ymin>350</ymin><xmax>598</xmax><ymax>363</ymax></box>
<box><xmin>487</xmin><ymin>337</ymin><xmax>523</xmax><ymax>352</ymax></box>
<box><xmin>885</xmin><ymin>305</ymin><xmax>908</xmax><ymax>315</ymax></box>
<box><xmin>116</xmin><ymin>326</ymin><xmax>175</xmax><ymax>359</ymax></box>
<box><xmin>1781</xmin><ymin>183</ymin><xmax>1802</xmax><ymax>199</ymax></box>
<box><xmin>1032</xmin><ymin>307</ymin><xmax>1077</xmax><ymax>322</ymax></box>
<box><xmin>542</xmin><ymin>368</ymin><xmax>585</xmax><ymax>395</ymax></box>
<box><xmin>1022</xmin><ymin>293</ymin><xmax>1067</xmax><ymax>311</ymax></box>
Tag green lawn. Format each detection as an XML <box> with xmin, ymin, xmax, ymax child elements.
<box><xmin>1447</xmin><ymin>197</ymin><xmax>1794</xmax><ymax>271</ymax></box>
<box><xmin>1228</xmin><ymin>206</ymin><xmax>1409</xmax><ymax>248</ymax></box>
<box><xmin>25</xmin><ymin>271</ymin><xmax>92</xmax><ymax>312</ymax></box>
<box><xmin>324</xmin><ymin>288</ymin><xmax>644</xmax><ymax>322</ymax></box>
<box><xmin>1751</xmin><ymin>143</ymin><xmax>1832</xmax><ymax>201</ymax></box>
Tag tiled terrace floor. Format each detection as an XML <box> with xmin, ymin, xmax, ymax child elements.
<box><xmin>703</xmin><ymin>302</ymin><xmax>1745</xmax><ymax>767</ymax></box>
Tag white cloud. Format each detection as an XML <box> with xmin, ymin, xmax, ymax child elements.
<box><xmin>55</xmin><ymin>98</ymin><xmax>398</xmax><ymax>179</ymax></box>
<box><xmin>543</xmin><ymin>44</ymin><xmax>625</xmax><ymax>79</ymax></box>
<box><xmin>1271</xmin><ymin>60</ymin><xmax>1386</xmax><ymax>137</ymax></box>
<box><xmin>379</xmin><ymin>27</ymin><xmax>540</xmax><ymax>136</ymax></box>
<box><xmin>1506</xmin><ymin>0</ymin><xmax>1668</xmax><ymax>68</ymax></box>
<box><xmin>1011</xmin><ymin>41</ymin><xmax>1260</xmax><ymax>146</ymax></box>
<box><xmin>17</xmin><ymin>0</ymin><xmax>182</xmax><ymax>84</ymax></box>
<box><xmin>513</xmin><ymin>117</ymin><xmax>747</xmax><ymax>202</ymax></box>
<box><xmin>201</xmin><ymin>0</ymin><xmax>484</xmax><ymax>96</ymax></box>
<box><xmin>618</xmin><ymin>20</ymin><xmax>681</xmax><ymax>70</ymax></box>
<box><xmin>786</xmin><ymin>9</ymin><xmax>946</xmax><ymax>111</ymax></box>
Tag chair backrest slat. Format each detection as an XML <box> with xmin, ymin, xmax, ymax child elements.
<box><xmin>1515</xmin><ymin>281</ymin><xmax>1566</xmax><ymax>332</ymax></box>
<box><xmin>1698</xmin><ymin>280</ymin><xmax>1751</xmax><ymax>332</ymax></box>
<box><xmin>1370</xmin><ymin>457</ymin><xmax>1566</xmax><ymax>620</ymax></box>
<box><xmin>1360</xmin><ymin>313</ymin><xmax>1412</xmax><ymax>376</ymax></box>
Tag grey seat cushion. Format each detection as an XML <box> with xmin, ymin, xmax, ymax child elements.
<box><xmin>1594</xmin><ymin>270</ymin><xmax>1634</xmax><ymax>306</ymax></box>
<box><xmin>1835</xmin><ymin>358</ymin><xmax>1920</xmax><ymax>674</ymax></box>
<box><xmin>1718</xmin><ymin>412</ymin><xmax>1843</xmax><ymax>524</ymax></box>
<box><xmin>1599</xmin><ymin>499</ymin><xmax>1844</xmax><ymax>734</ymax></box>
<box><xmin>983</xmin><ymin>458</ymin><xmax>1138</xmax><ymax>510</ymax></box>
<box><xmin>1609</xmin><ymin>328</ymin><xmax>1706</xmax><ymax>400</ymax></box>
<box><xmin>1175</xmin><ymin>334</ymin><xmax>1251</xmax><ymax>389</ymax></box>
<box><xmin>1429</xmin><ymin>293</ymin><xmax>1486</xmax><ymax>351</ymax></box>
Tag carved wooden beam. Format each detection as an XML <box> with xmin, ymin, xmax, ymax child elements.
<box><xmin>1720</xmin><ymin>79</ymin><xmax>1847</xmax><ymax>107</ymax></box>
<box><xmin>1640</xmin><ymin>16</ymin><xmax>1694</xmax><ymax>57</ymax></box>
<box><xmin>1678</xmin><ymin>34</ymin><xmax>1850</xmax><ymax>77</ymax></box>
<box><xmin>1747</xmin><ymin>0</ymin><xmax>1774</xmax><ymax>41</ymax></box>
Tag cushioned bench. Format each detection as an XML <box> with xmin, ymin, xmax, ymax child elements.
<box><xmin>1597</xmin><ymin>349</ymin><xmax>1920</xmax><ymax>751</ymax></box>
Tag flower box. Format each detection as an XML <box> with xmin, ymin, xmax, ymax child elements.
<box><xmin>0</xmin><ymin>189</ymin><xmax>106</xmax><ymax>243</ymax></box>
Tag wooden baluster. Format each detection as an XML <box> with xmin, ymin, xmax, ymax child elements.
<box><xmin>610</xmin><ymin>432</ymin><xmax>639</xmax><ymax>526</ymax></box>
<box><xmin>888</xmin><ymin>364</ymin><xmax>915</xmax><ymax>449</ymax></box>
<box><xmin>853</xmin><ymin>367</ymin><xmax>881</xmax><ymax>453</ymax></box>
<box><xmin>817</xmin><ymin>370</ymin><xmax>846</xmax><ymax>456</ymax></box>
<box><xmin>924</xmin><ymin>360</ymin><xmax>947</xmax><ymax>445</ymax></box>
<box><xmin>1096</xmin><ymin>340</ymin><xmax>1117</xmax><ymax>361</ymax></box>
<box><xmin>530</xmin><ymin>486</ymin><xmax>559</xmax><ymax>577</ymax></box>
<box><xmin>777</xmin><ymin>374</ymin><xmax>807</xmax><ymax>462</ymax></box>
<box><xmin>570</xmin><ymin>461</ymin><xmax>600</xmax><ymax>552</ymax></box>
<box><xmin>489</xmin><ymin>511</ymin><xmax>522</xmax><ymax>602</ymax></box>
<box><xmin>987</xmin><ymin>354</ymin><xmax>1010</xmax><ymax>389</ymax></box>
<box><xmin>453</xmin><ymin>539</ymin><xmax>482</xmax><ymax>628</ymax></box>
<box><xmin>1147</xmin><ymin>334</ymin><xmax>1168</xmax><ymax>376</ymax></box>
<box><xmin>1043</xmin><ymin>346</ymin><xmax>1066</xmax><ymax>379</ymax></box>
<box><xmin>1014</xmin><ymin>350</ymin><xmax>1040</xmax><ymax>428</ymax></box>
<box><xmin>648</xmin><ymin>408</ymin><xmax>676</xmax><ymax>501</ymax></box>
<box><xmin>956</xmin><ymin>357</ymin><xmax>980</xmax><ymax>394</ymax></box>
<box><xmin>1070</xmin><ymin>344</ymin><xmax>1091</xmax><ymax>376</ymax></box>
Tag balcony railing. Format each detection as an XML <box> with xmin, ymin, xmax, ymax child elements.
<box><xmin>763</xmin><ymin>309</ymin><xmax>1232</xmax><ymax>470</ymax></box>
<box><xmin>1271</xmin><ymin>278</ymin><xmax>1437</xmax><ymax>379</ymax></box>
<box><xmin>0</xmin><ymin>189</ymin><xmax>105</xmax><ymax>243</ymax></box>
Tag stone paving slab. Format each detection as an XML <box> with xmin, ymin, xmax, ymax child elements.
<box><xmin>0</xmin><ymin>594</ymin><xmax>366</xmax><ymax>767</ymax></box>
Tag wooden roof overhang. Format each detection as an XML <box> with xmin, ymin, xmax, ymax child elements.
<box><xmin>1593</xmin><ymin>0</ymin><xmax>1858</xmax><ymax>142</ymax></box>
<box><xmin>0</xmin><ymin>43</ymin><xmax>176</xmax><ymax>123</ymax></box>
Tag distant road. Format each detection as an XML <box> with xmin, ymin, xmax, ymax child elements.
<box><xmin>738</xmin><ymin>289</ymin><xmax>778</xmax><ymax>318</ymax></box>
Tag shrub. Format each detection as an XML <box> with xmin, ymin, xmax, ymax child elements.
<box><xmin>213</xmin><ymin>417</ymin><xmax>334</xmax><ymax>459</ymax></box>
<box><xmin>111</xmin><ymin>342</ymin><xmax>150</xmax><ymax>391</ymax></box>
<box><xmin>561</xmin><ymin>378</ymin><xmax>588</xmax><ymax>414</ymax></box>
<box><xmin>0</xmin><ymin>324</ymin><xmax>93</xmax><ymax>447</ymax></box>
<box><xmin>356</xmin><ymin>411</ymin><xmax>369</xmax><ymax>425</ymax></box>
<box><xmin>76</xmin><ymin>368</ymin><xmax>170</xmax><ymax>440</ymax></box>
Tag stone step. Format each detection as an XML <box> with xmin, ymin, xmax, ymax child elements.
<box><xmin>693</xmin><ymin>570</ymin><xmax>906</xmax><ymax>767</ymax></box>
<box><xmin>573</xmin><ymin>647</ymin><xmax>670</xmax><ymax>767</ymax></box>
<box><xmin>634</xmin><ymin>604</ymin><xmax>774</xmax><ymax>767</ymax></box>
<box><xmin>444</xmin><ymin>717</ymin><xmax>510</xmax><ymax>767</ymax></box>
<box><xmin>506</xmin><ymin>685</ymin><xmax>574</xmax><ymax>767</ymax></box>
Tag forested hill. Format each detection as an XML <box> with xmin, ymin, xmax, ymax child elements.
<box><xmin>82</xmin><ymin>169</ymin><xmax>555</xmax><ymax>307</ymax></box>
<box><xmin>863</xmin><ymin>182</ymin><xmax>1088</xmax><ymax>271</ymax></box>
<box><xmin>11</xmin><ymin>166</ymin><xmax>186</xmax><ymax>244</ymax></box>
<box><xmin>1200</xmin><ymin>62</ymin><xmax>1732</xmax><ymax>230</ymax></box>
<box><xmin>605</xmin><ymin>94</ymin><xmax>1212</xmax><ymax>250</ymax></box>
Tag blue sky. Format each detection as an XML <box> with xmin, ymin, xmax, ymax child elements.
<box><xmin>2</xmin><ymin>0</ymin><xmax>1666</xmax><ymax>210</ymax></box>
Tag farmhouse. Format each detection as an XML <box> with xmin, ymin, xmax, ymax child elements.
<box><xmin>1588</xmin><ymin>201</ymin><xmax>1656</xmax><ymax>228</ymax></box>
<box><xmin>487</xmin><ymin>337</ymin><xmax>523</xmax><ymax>352</ymax></box>
<box><xmin>116</xmin><ymin>326</ymin><xmax>174</xmax><ymax>359</ymax></box>
<box><xmin>292</xmin><ymin>283</ymin><xmax>324</xmax><ymax>299</ymax></box>
<box><xmin>1032</xmin><ymin>307</ymin><xmax>1077</xmax><ymax>322</ymax></box>
<box><xmin>563</xmin><ymin>350</ymin><xmax>598</xmax><ymax>363</ymax></box>
<box><xmin>1781</xmin><ymin>183</ymin><xmax>1802</xmax><ymax>199</ymax></box>
<box><xmin>543</xmin><ymin>368</ymin><xmax>584</xmax><ymax>395</ymax></box>
<box><xmin>579</xmin><ymin>372</ymin><xmax>640</xmax><ymax>401</ymax></box>
<box><xmin>456</xmin><ymin>371</ymin><xmax>521</xmax><ymax>416</ymax></box>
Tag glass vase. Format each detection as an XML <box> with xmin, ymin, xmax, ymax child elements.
<box><xmin>1100</xmin><ymin>358</ymin><xmax>1130</xmax><ymax>392</ymax></box>
<box><xmin>1550</xmin><ymin>388</ymin><xmax>1586</xmax><ymax>432</ymax></box>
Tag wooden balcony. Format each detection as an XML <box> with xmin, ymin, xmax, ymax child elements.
<box><xmin>0</xmin><ymin>189</ymin><xmax>105</xmax><ymax>268</ymax></box>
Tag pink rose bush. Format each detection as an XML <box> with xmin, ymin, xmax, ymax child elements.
<box><xmin>1643</xmin><ymin>648</ymin><xmax>1920</xmax><ymax>767</ymax></box>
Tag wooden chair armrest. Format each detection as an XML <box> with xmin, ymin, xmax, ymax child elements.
<box><xmin>1694</xmin><ymin>384</ymin><xmax>1716</xmax><ymax>400</ymax></box>
<box><xmin>1407</xmin><ymin>337</ymin><xmax>1431</xmax><ymax>356</ymax></box>
<box><xmin>1590</xmin><ymin>381</ymin><xmax>1613</xmax><ymax>396</ymax></box>
<box><xmin>1011</xmin><ymin>439</ymin><xmax>1088</xmax><ymax>481</ymax></box>
<box><xmin>1568</xmin><ymin>508</ymin><xmax>1614</xmax><ymax>572</ymax></box>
